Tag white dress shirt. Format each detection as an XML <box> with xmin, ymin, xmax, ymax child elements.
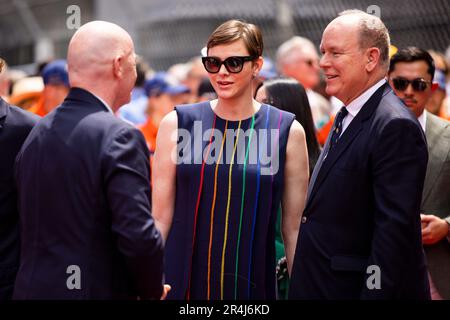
<box><xmin>340</xmin><ymin>79</ymin><xmax>386</xmax><ymax>136</ymax></box>
<box><xmin>417</xmin><ymin>110</ymin><xmax>427</xmax><ymax>133</ymax></box>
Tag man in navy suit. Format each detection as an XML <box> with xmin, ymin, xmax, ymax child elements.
<box><xmin>0</xmin><ymin>58</ymin><xmax>39</xmax><ymax>300</ymax></box>
<box><xmin>13</xmin><ymin>21</ymin><xmax>164</xmax><ymax>299</ymax></box>
<box><xmin>289</xmin><ymin>10</ymin><xmax>430</xmax><ymax>299</ymax></box>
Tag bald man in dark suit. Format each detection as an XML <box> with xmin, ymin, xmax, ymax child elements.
<box><xmin>13</xmin><ymin>22</ymin><xmax>165</xmax><ymax>300</ymax></box>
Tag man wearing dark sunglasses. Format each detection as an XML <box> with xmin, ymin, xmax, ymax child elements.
<box><xmin>389</xmin><ymin>47</ymin><xmax>450</xmax><ymax>300</ymax></box>
<box><xmin>389</xmin><ymin>49</ymin><xmax>438</xmax><ymax>118</ymax></box>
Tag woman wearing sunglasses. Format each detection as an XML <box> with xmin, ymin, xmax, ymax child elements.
<box><xmin>152</xmin><ymin>19</ymin><xmax>309</xmax><ymax>300</ymax></box>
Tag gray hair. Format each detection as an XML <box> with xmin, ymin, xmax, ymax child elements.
<box><xmin>276</xmin><ymin>36</ymin><xmax>318</xmax><ymax>70</ymax></box>
<box><xmin>339</xmin><ymin>9</ymin><xmax>390</xmax><ymax>68</ymax></box>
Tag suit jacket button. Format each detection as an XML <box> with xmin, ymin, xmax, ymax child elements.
<box><xmin>301</xmin><ymin>216</ymin><xmax>307</xmax><ymax>223</ymax></box>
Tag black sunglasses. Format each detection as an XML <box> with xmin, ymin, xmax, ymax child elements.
<box><xmin>391</xmin><ymin>77</ymin><xmax>432</xmax><ymax>92</ymax></box>
<box><xmin>202</xmin><ymin>56</ymin><xmax>256</xmax><ymax>73</ymax></box>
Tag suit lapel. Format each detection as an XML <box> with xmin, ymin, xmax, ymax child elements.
<box><xmin>305</xmin><ymin>83</ymin><xmax>388</xmax><ymax>210</ymax></box>
<box><xmin>64</xmin><ymin>87</ymin><xmax>112</xmax><ymax>113</ymax></box>
<box><xmin>307</xmin><ymin>117</ymin><xmax>363</xmax><ymax>205</ymax></box>
<box><xmin>0</xmin><ymin>98</ymin><xmax>8</xmax><ymax>130</ymax></box>
<box><xmin>422</xmin><ymin>113</ymin><xmax>450</xmax><ymax>203</ymax></box>
<box><xmin>307</xmin><ymin>121</ymin><xmax>333</xmax><ymax>199</ymax></box>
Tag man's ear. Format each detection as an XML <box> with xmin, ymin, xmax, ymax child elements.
<box><xmin>113</xmin><ymin>55</ymin><xmax>123</xmax><ymax>78</ymax></box>
<box><xmin>431</xmin><ymin>82</ymin><xmax>439</xmax><ymax>92</ymax></box>
<box><xmin>365</xmin><ymin>47</ymin><xmax>381</xmax><ymax>72</ymax></box>
<box><xmin>253</xmin><ymin>56</ymin><xmax>264</xmax><ymax>75</ymax></box>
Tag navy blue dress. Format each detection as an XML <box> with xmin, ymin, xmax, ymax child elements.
<box><xmin>165</xmin><ymin>101</ymin><xmax>294</xmax><ymax>300</ymax></box>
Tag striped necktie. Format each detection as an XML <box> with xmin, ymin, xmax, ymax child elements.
<box><xmin>328</xmin><ymin>106</ymin><xmax>348</xmax><ymax>152</ymax></box>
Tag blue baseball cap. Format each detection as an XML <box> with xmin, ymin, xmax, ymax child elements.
<box><xmin>42</xmin><ymin>59</ymin><xmax>69</xmax><ymax>87</ymax></box>
<box><xmin>258</xmin><ymin>56</ymin><xmax>277</xmax><ymax>80</ymax></box>
<box><xmin>258</xmin><ymin>69</ymin><xmax>277</xmax><ymax>80</ymax></box>
<box><xmin>144</xmin><ymin>72</ymin><xmax>190</xmax><ymax>97</ymax></box>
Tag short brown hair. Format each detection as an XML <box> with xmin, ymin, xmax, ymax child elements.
<box><xmin>206</xmin><ymin>20</ymin><xmax>263</xmax><ymax>57</ymax></box>
<box><xmin>0</xmin><ymin>58</ymin><xmax>4</xmax><ymax>73</ymax></box>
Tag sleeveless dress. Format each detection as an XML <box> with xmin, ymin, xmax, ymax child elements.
<box><xmin>164</xmin><ymin>101</ymin><xmax>295</xmax><ymax>300</ymax></box>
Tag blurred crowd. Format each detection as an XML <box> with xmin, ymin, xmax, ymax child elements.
<box><xmin>2</xmin><ymin>39</ymin><xmax>450</xmax><ymax>154</ymax></box>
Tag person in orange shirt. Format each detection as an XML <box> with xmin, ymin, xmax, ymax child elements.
<box><xmin>139</xmin><ymin>72</ymin><xmax>190</xmax><ymax>155</ymax></box>
<box><xmin>28</xmin><ymin>59</ymin><xmax>70</xmax><ymax>116</ymax></box>
<box><xmin>316</xmin><ymin>115</ymin><xmax>334</xmax><ymax>146</ymax></box>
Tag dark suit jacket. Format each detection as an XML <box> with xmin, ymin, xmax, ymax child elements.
<box><xmin>0</xmin><ymin>99</ymin><xmax>39</xmax><ymax>300</ymax></box>
<box><xmin>289</xmin><ymin>83</ymin><xmax>430</xmax><ymax>299</ymax></box>
<box><xmin>13</xmin><ymin>88</ymin><xmax>164</xmax><ymax>300</ymax></box>
<box><xmin>422</xmin><ymin>112</ymin><xmax>450</xmax><ymax>299</ymax></box>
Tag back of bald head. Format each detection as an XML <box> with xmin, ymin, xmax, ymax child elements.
<box><xmin>67</xmin><ymin>21</ymin><xmax>134</xmax><ymax>87</ymax></box>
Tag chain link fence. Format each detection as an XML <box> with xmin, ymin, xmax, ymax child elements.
<box><xmin>1</xmin><ymin>0</ymin><xmax>449</xmax><ymax>71</ymax></box>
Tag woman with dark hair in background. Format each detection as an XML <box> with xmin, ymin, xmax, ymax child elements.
<box><xmin>256</xmin><ymin>77</ymin><xmax>321</xmax><ymax>176</ymax></box>
<box><xmin>255</xmin><ymin>77</ymin><xmax>320</xmax><ymax>299</ymax></box>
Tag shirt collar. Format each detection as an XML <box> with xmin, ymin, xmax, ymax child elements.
<box><xmin>345</xmin><ymin>79</ymin><xmax>386</xmax><ymax>118</ymax></box>
<box><xmin>418</xmin><ymin>110</ymin><xmax>427</xmax><ymax>132</ymax></box>
<box><xmin>0</xmin><ymin>97</ymin><xmax>7</xmax><ymax>119</ymax></box>
<box><xmin>91</xmin><ymin>93</ymin><xmax>114</xmax><ymax>114</ymax></box>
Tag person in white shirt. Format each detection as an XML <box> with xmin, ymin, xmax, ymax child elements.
<box><xmin>276</xmin><ymin>36</ymin><xmax>332</xmax><ymax>131</ymax></box>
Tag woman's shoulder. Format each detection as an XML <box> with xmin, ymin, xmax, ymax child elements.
<box><xmin>263</xmin><ymin>103</ymin><xmax>296</xmax><ymax>124</ymax></box>
<box><xmin>174</xmin><ymin>101</ymin><xmax>212</xmax><ymax>127</ymax></box>
<box><xmin>175</xmin><ymin>101</ymin><xmax>210</xmax><ymax>115</ymax></box>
